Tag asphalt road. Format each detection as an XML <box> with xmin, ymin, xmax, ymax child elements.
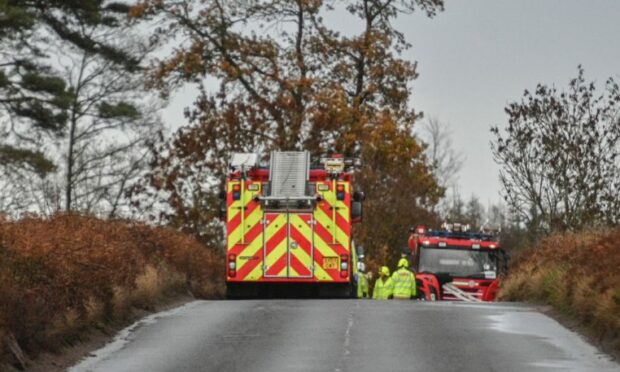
<box><xmin>70</xmin><ymin>300</ymin><xmax>619</xmax><ymax>372</ymax></box>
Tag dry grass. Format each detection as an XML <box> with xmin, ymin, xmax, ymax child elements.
<box><xmin>499</xmin><ymin>228</ymin><xmax>620</xmax><ymax>353</ymax></box>
<box><xmin>0</xmin><ymin>214</ymin><xmax>224</xmax><ymax>369</ymax></box>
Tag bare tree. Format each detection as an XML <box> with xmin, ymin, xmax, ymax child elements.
<box><xmin>59</xmin><ymin>45</ymin><xmax>162</xmax><ymax>216</ymax></box>
<box><xmin>418</xmin><ymin>116</ymin><xmax>464</xmax><ymax>216</ymax></box>
<box><xmin>49</xmin><ymin>27</ymin><xmax>163</xmax><ymax>217</ymax></box>
<box><xmin>419</xmin><ymin>116</ymin><xmax>464</xmax><ymax>191</ymax></box>
<box><xmin>0</xmin><ymin>15</ymin><xmax>163</xmax><ymax>218</ymax></box>
<box><xmin>491</xmin><ymin>66</ymin><xmax>620</xmax><ymax>232</ymax></box>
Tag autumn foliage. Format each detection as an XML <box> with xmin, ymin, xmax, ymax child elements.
<box><xmin>131</xmin><ymin>0</ymin><xmax>445</xmax><ymax>264</ymax></box>
<box><xmin>499</xmin><ymin>228</ymin><xmax>620</xmax><ymax>352</ymax></box>
<box><xmin>0</xmin><ymin>214</ymin><xmax>223</xmax><ymax>368</ymax></box>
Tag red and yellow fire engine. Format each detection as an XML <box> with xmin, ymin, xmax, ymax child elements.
<box><xmin>408</xmin><ymin>223</ymin><xmax>507</xmax><ymax>302</ymax></box>
<box><xmin>223</xmin><ymin>151</ymin><xmax>364</xmax><ymax>297</ymax></box>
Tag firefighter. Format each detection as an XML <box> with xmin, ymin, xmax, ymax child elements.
<box><xmin>391</xmin><ymin>258</ymin><xmax>416</xmax><ymax>299</ymax></box>
<box><xmin>372</xmin><ymin>266</ymin><xmax>393</xmax><ymax>300</ymax></box>
<box><xmin>356</xmin><ymin>262</ymin><xmax>369</xmax><ymax>298</ymax></box>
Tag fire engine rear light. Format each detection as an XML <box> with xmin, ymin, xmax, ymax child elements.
<box><xmin>227</xmin><ymin>254</ymin><xmax>236</xmax><ymax>277</ymax></box>
<box><xmin>232</xmin><ymin>184</ymin><xmax>241</xmax><ymax>200</ymax></box>
<box><xmin>340</xmin><ymin>254</ymin><xmax>349</xmax><ymax>277</ymax></box>
<box><xmin>489</xmin><ymin>244</ymin><xmax>496</xmax><ymax>249</ymax></box>
<box><xmin>422</xmin><ymin>240</ymin><xmax>430</xmax><ymax>246</ymax></box>
<box><xmin>336</xmin><ymin>184</ymin><xmax>345</xmax><ymax>200</ymax></box>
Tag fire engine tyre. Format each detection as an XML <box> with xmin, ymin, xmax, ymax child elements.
<box><xmin>226</xmin><ymin>283</ymin><xmax>260</xmax><ymax>299</ymax></box>
<box><xmin>318</xmin><ymin>283</ymin><xmax>353</xmax><ymax>298</ymax></box>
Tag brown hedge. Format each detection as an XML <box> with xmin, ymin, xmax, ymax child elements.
<box><xmin>0</xmin><ymin>214</ymin><xmax>224</xmax><ymax>367</ymax></box>
<box><xmin>499</xmin><ymin>228</ymin><xmax>620</xmax><ymax>352</ymax></box>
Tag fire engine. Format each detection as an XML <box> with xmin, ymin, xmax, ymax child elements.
<box><xmin>408</xmin><ymin>223</ymin><xmax>507</xmax><ymax>302</ymax></box>
<box><xmin>222</xmin><ymin>151</ymin><xmax>364</xmax><ymax>298</ymax></box>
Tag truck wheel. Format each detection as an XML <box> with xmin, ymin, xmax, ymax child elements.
<box><xmin>226</xmin><ymin>283</ymin><xmax>244</xmax><ymax>299</ymax></box>
<box><xmin>226</xmin><ymin>283</ymin><xmax>259</xmax><ymax>299</ymax></box>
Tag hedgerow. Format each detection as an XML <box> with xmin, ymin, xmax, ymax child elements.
<box><xmin>499</xmin><ymin>228</ymin><xmax>620</xmax><ymax>353</ymax></box>
<box><xmin>0</xmin><ymin>214</ymin><xmax>224</xmax><ymax>369</ymax></box>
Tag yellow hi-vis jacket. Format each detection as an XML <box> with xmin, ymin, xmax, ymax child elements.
<box><xmin>357</xmin><ymin>273</ymin><xmax>369</xmax><ymax>298</ymax></box>
<box><xmin>391</xmin><ymin>268</ymin><xmax>416</xmax><ymax>299</ymax></box>
<box><xmin>372</xmin><ymin>277</ymin><xmax>393</xmax><ymax>300</ymax></box>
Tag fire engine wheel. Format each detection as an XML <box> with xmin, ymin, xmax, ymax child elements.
<box><xmin>317</xmin><ymin>283</ymin><xmax>354</xmax><ymax>298</ymax></box>
<box><xmin>226</xmin><ymin>283</ymin><xmax>260</xmax><ymax>299</ymax></box>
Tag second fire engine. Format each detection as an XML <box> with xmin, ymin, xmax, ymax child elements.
<box><xmin>408</xmin><ymin>223</ymin><xmax>507</xmax><ymax>302</ymax></box>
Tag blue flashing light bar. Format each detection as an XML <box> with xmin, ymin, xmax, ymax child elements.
<box><xmin>424</xmin><ymin>229</ymin><xmax>498</xmax><ymax>242</ymax></box>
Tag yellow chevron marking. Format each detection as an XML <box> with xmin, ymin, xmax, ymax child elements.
<box><xmin>265</xmin><ymin>237</ymin><xmax>287</xmax><ymax>273</ymax></box>
<box><xmin>337</xmin><ymin>182</ymin><xmax>351</xmax><ymax>222</ymax></box>
<box><xmin>311</xmin><ymin>233</ymin><xmax>337</xmax><ymax>281</ymax></box>
<box><xmin>235</xmin><ymin>230</ymin><xmax>263</xmax><ymax>272</ymax></box>
<box><xmin>313</xmin><ymin>229</ymin><xmax>337</xmax><ymax>256</ymax></box>
<box><xmin>314</xmin><ymin>206</ymin><xmax>349</xmax><ymax>249</ymax></box>
<box><xmin>264</xmin><ymin>213</ymin><xmax>287</xmax><ymax>240</ymax></box>
<box><xmin>227</xmin><ymin>180</ymin><xmax>263</xmax><ymax>249</ymax></box>
<box><xmin>314</xmin><ymin>262</ymin><xmax>333</xmax><ymax>281</ymax></box>
<box><xmin>289</xmin><ymin>266</ymin><xmax>299</xmax><ymax>277</ymax></box>
<box><xmin>225</xmin><ymin>181</ymin><xmax>265</xmax><ymax>280</ymax></box>
<box><xmin>245</xmin><ymin>259</ymin><xmax>264</xmax><ymax>281</ymax></box>
<box><xmin>227</xmin><ymin>205</ymin><xmax>262</xmax><ymax>249</ymax></box>
<box><xmin>336</xmin><ymin>201</ymin><xmax>350</xmax><ymax>222</ymax></box>
<box><xmin>264</xmin><ymin>214</ymin><xmax>287</xmax><ymax>277</ymax></box>
<box><xmin>227</xmin><ymin>182</ymin><xmax>241</xmax><ymax>222</ymax></box>
<box><xmin>288</xmin><ymin>214</ymin><xmax>312</xmax><ymax>278</ymax></box>
<box><xmin>313</xmin><ymin>181</ymin><xmax>351</xmax><ymax>248</ymax></box>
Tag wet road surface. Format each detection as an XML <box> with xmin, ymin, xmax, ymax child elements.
<box><xmin>70</xmin><ymin>300</ymin><xmax>619</xmax><ymax>372</ymax></box>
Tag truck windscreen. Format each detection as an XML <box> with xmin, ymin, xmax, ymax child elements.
<box><xmin>418</xmin><ymin>247</ymin><xmax>498</xmax><ymax>279</ymax></box>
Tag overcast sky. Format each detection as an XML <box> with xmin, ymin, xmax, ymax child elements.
<box><xmin>163</xmin><ymin>0</ymin><xmax>620</xmax><ymax>206</ymax></box>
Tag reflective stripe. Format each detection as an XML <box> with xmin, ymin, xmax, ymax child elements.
<box><xmin>313</xmin><ymin>181</ymin><xmax>350</xmax><ymax>282</ymax></box>
<box><xmin>288</xmin><ymin>214</ymin><xmax>313</xmax><ymax>278</ymax></box>
<box><xmin>227</xmin><ymin>179</ymin><xmax>354</xmax><ymax>283</ymax></box>
<box><xmin>264</xmin><ymin>214</ymin><xmax>288</xmax><ymax>277</ymax></box>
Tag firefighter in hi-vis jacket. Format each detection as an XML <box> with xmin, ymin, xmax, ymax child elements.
<box><xmin>391</xmin><ymin>258</ymin><xmax>416</xmax><ymax>299</ymax></box>
<box><xmin>372</xmin><ymin>266</ymin><xmax>393</xmax><ymax>300</ymax></box>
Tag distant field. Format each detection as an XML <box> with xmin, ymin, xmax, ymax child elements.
<box><xmin>0</xmin><ymin>214</ymin><xmax>224</xmax><ymax>370</ymax></box>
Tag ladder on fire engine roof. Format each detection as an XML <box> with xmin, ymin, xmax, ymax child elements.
<box><xmin>267</xmin><ymin>151</ymin><xmax>311</xmax><ymax>200</ymax></box>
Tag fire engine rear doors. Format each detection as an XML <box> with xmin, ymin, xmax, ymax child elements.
<box><xmin>263</xmin><ymin>213</ymin><xmax>315</xmax><ymax>278</ymax></box>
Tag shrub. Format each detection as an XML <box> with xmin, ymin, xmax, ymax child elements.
<box><xmin>499</xmin><ymin>228</ymin><xmax>620</xmax><ymax>351</ymax></box>
<box><xmin>0</xmin><ymin>213</ymin><xmax>224</xmax><ymax>368</ymax></box>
